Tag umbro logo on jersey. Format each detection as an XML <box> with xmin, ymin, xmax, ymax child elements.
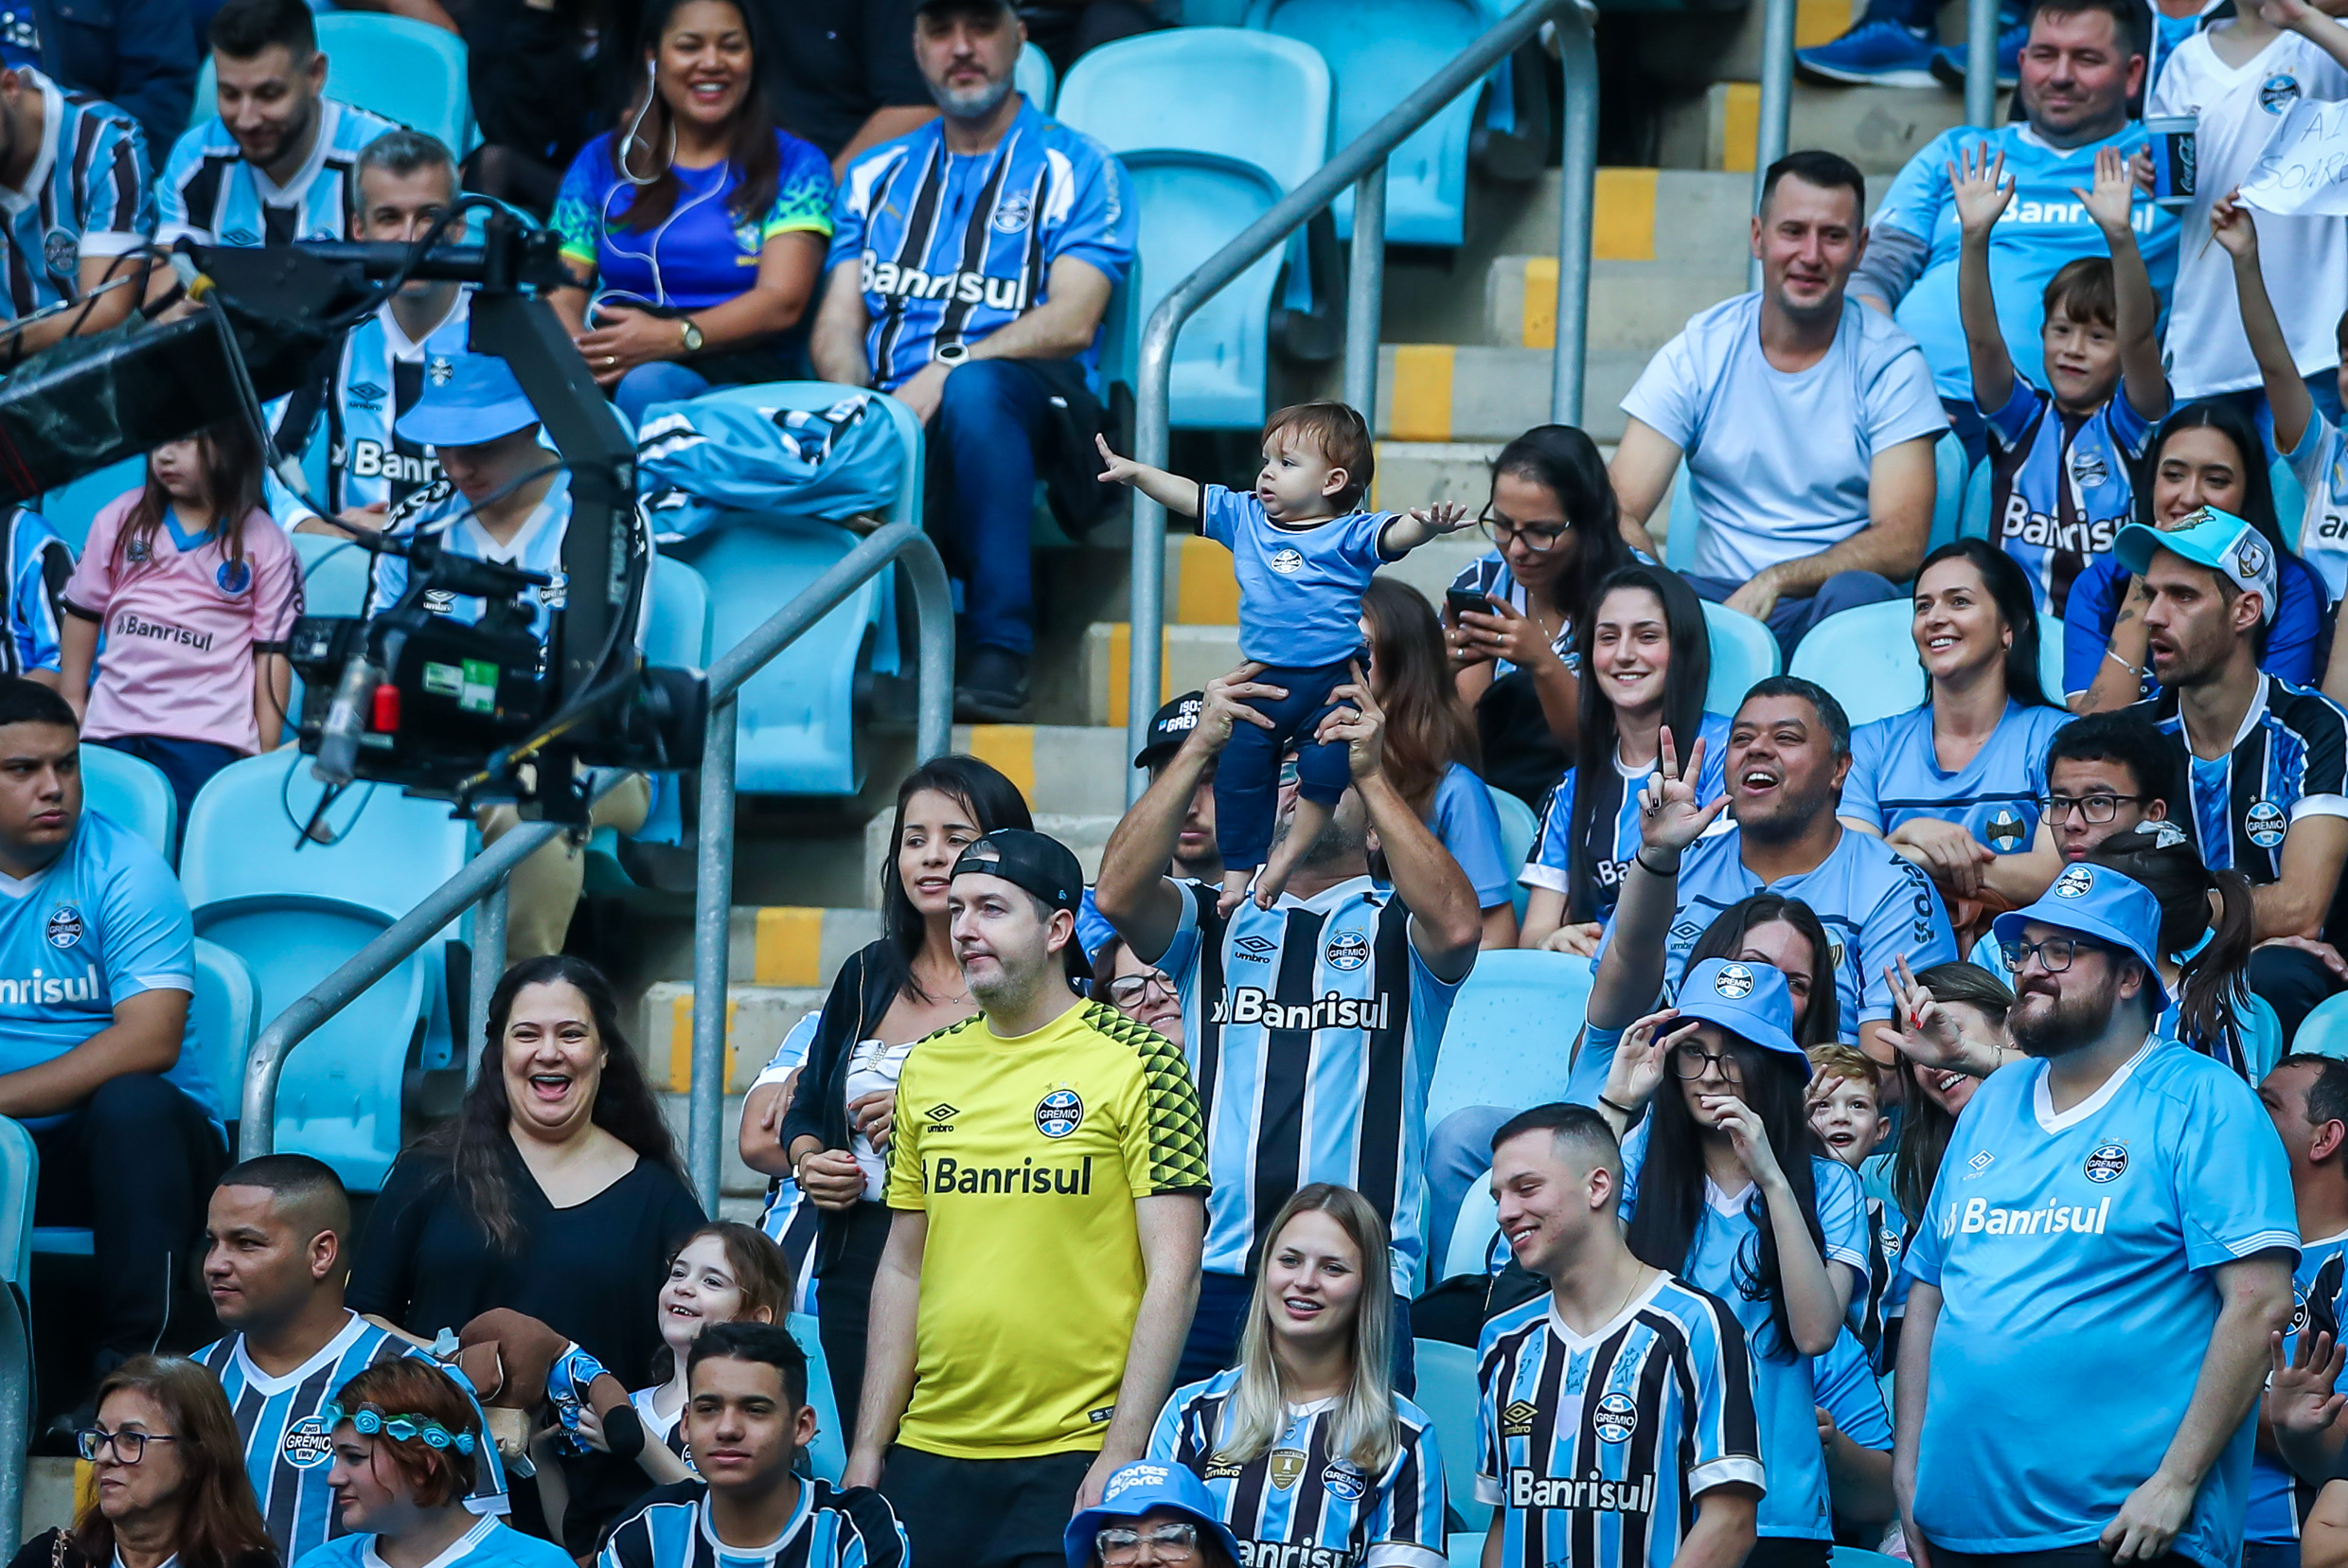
<box><xmin>222</xmin><ymin>227</ymin><xmax>258</xmax><ymax>246</ymax></box>
<box><xmin>1501</xmin><ymin>1399</ymin><xmax>1539</xmax><ymax>1436</ymax></box>
<box><xmin>44</xmin><ymin>906</ymin><xmax>80</xmax><ymax>949</ymax></box>
<box><xmin>925</xmin><ymin>1102</ymin><xmax>958</xmax><ymax>1124</ymax></box>
<box><xmin>347</xmin><ymin>381</ymin><xmax>387</xmax><ymax>404</ymax></box>
<box><xmin>1593</xmin><ymin>1391</ymin><xmax>1639</xmax><ymax>1443</ymax></box>
<box><xmin>1668</xmin><ymin>920</ymin><xmax>1703</xmax><ymax>945</ymax></box>
<box><xmin>281</xmin><ymin>1416</ymin><xmax>333</xmax><ymax>1470</ymax></box>
<box><xmin>1965</xmin><ymin>1150</ymin><xmax>1995</xmax><ymax>1179</ymax></box>
<box><xmin>1234</xmin><ymin>935</ymin><xmax>1276</xmax><ymax>963</ymax></box>
<box><xmin>1201</xmin><ymin>1455</ymin><xmax>1244</xmax><ymax>1480</ymax></box>
<box><xmin>2083</xmin><ymin>1142</ymin><xmax>2128</xmax><ymax>1183</ymax></box>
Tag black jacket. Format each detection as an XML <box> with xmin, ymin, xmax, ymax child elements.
<box><xmin>775</xmin><ymin>939</ymin><xmax>906</xmax><ymax>1273</ymax></box>
<box><xmin>35</xmin><ymin>0</ymin><xmax>193</xmax><ymax>170</ymax></box>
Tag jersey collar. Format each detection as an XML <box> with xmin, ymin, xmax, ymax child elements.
<box><xmin>2173</xmin><ymin>673</ymin><xmax>2275</xmax><ymax>759</ymax></box>
<box><xmin>1545</xmin><ymin>1269</ymin><xmax>1666</xmax><ymax>1348</ymax></box>
<box><xmin>460</xmin><ymin>471</ymin><xmax>570</xmax><ymax>565</ymax></box>
<box><xmin>0</xmin><ymin>69</ymin><xmax>61</xmax><ymax>215</ymax></box>
<box><xmin>227</xmin><ymin>1309</ymin><xmax>372</xmax><ymax>1395</ymax></box>
<box><xmin>365</xmin><ymin>1513</ymin><xmax>496</xmax><ymax>1568</ymax></box>
<box><xmin>380</xmin><ymin>287</ymin><xmax>471</xmax><ymax>361</ymax></box>
<box><xmin>2031</xmin><ymin>1033</ymin><xmax>2160</xmax><ymax>1132</ymax></box>
<box><xmin>696</xmin><ymin>1478</ymin><xmax>813</xmax><ymax>1562</ymax></box>
<box><xmin>1255</xmin><ymin>872</ymin><xmax>1383</xmax><ymax>913</ymax></box>
<box><xmin>255</xmin><ymin>98</ymin><xmax>340</xmax><ymax>205</ymax></box>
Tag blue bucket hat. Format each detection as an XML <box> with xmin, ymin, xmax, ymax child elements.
<box><xmin>1064</xmin><ymin>1463</ymin><xmax>1243</xmax><ymax>1568</ymax></box>
<box><xmin>1990</xmin><ymin>862</ymin><xmax>2170</xmax><ymax>1009</ymax></box>
<box><xmin>394</xmin><ymin>336</ymin><xmax>540</xmax><ymax>449</ymax></box>
<box><xmin>2113</xmin><ymin>507</ymin><xmax>2279</xmax><ymax>625</ymax></box>
<box><xmin>1673</xmin><ymin>956</ymin><xmax>1803</xmax><ymax>1060</ymax></box>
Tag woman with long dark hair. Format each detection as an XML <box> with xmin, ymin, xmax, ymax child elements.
<box><xmin>11</xmin><ymin>1357</ymin><xmax>276</xmax><ymax>1568</ymax></box>
<box><xmin>1837</xmin><ymin>539</ymin><xmax>2072</xmax><ymax>936</ymax></box>
<box><xmin>740</xmin><ymin>755</ymin><xmax>1031</xmax><ymax>1441</ymax></box>
<box><xmin>2085</xmin><ymin>824</ymin><xmax>2269</xmax><ymax>1077</ymax></box>
<box><xmin>1361</xmin><ymin>578</ymin><xmax>1516</xmax><ymax>947</ymax></box>
<box><xmin>2066</xmin><ymin>400</ymin><xmax>2326</xmax><ymax>710</ymax></box>
<box><xmin>1520</xmin><ymin>563</ymin><xmax>1728</xmax><ymax>954</ymax></box>
<box><xmin>549</xmin><ymin>0</ymin><xmax>833</xmax><ymax>420</ymax></box>
<box><xmin>1887</xmin><ymin>962</ymin><xmax>2014</xmax><ymax>1239</ymax></box>
<box><xmin>1445</xmin><ymin>425</ymin><xmax>1638</xmax><ymax>803</ymax></box>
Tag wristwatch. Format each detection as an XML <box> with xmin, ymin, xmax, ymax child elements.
<box><xmin>934</xmin><ymin>340</ymin><xmax>969</xmax><ymax>365</ymax></box>
<box><xmin>678</xmin><ymin>318</ymin><xmax>704</xmax><ymax>353</ymax></box>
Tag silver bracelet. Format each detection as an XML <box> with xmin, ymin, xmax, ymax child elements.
<box><xmin>2104</xmin><ymin>648</ymin><xmax>2136</xmax><ymax>675</ymax></box>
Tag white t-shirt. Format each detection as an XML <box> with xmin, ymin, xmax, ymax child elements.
<box><xmin>844</xmin><ymin>1036</ymin><xmax>916</xmax><ymax>1201</ymax></box>
<box><xmin>2148</xmin><ymin>23</ymin><xmax>2348</xmax><ymax>398</ymax></box>
<box><xmin>1620</xmin><ymin>292</ymin><xmax>1948</xmax><ymax>582</ymax></box>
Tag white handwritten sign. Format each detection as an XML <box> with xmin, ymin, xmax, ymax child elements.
<box><xmin>2240</xmin><ymin>98</ymin><xmax>2348</xmax><ymax>218</ymax></box>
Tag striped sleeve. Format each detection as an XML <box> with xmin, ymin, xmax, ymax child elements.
<box><xmin>1363</xmin><ymin>1404</ymin><xmax>1448</xmax><ymax>1567</ymax></box>
<box><xmin>835</xmin><ymin>1487</ymin><xmax>911</xmax><ymax>1568</ymax></box>
<box><xmin>1145</xmin><ymin>1387</ymin><xmax>1185</xmax><ymax>1463</ymax></box>
<box><xmin>76</xmin><ymin>112</ymin><xmax>152</xmax><ymax>255</ymax></box>
<box><xmin>1519</xmin><ymin>774</ymin><xmax>1573</xmax><ymax>892</ymax></box>
<box><xmin>1681</xmin><ymin>1288</ymin><xmax>1766</xmax><ymax>1497</ymax></box>
<box><xmin>10</xmin><ymin>515</ymin><xmax>62</xmax><ymax>673</ymax></box>
<box><xmin>1472</xmin><ymin>1323</ymin><xmax>1513</xmax><ymax>1505</ymax></box>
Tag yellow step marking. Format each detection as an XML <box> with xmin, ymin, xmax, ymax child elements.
<box><xmin>666</xmin><ymin>991</ymin><xmax>738</xmax><ymax>1093</ymax></box>
<box><xmin>1387</xmin><ymin>344</ymin><xmax>1456</xmax><ymax>442</ymax></box>
<box><xmin>1721</xmin><ymin>83</ymin><xmax>1761</xmax><ymax>173</ymax></box>
<box><xmin>1175</xmin><ymin>534</ymin><xmax>1239</xmax><ymax>625</ymax></box>
<box><xmin>1103</xmin><ymin>623</ymin><xmax>1174</xmax><ymax>729</ymax></box>
<box><xmin>753</xmin><ymin>905</ymin><xmax>826</xmax><ymax>988</ymax></box>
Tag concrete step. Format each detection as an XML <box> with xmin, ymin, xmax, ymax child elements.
<box><xmin>642</xmin><ymin>981</ymin><xmax>825</xmax><ymax>1094</ymax></box>
<box><xmin>1378</xmin><ymin>344</ymin><xmax>1645</xmax><ymax>445</ymax></box>
<box><xmin>1662</xmin><ymin>80</ymin><xmax>2001</xmax><ymax>177</ymax></box>
<box><xmin>654</xmin><ymin>1089</ymin><xmax>770</xmax><ymax>1202</ymax></box>
<box><xmin>1488</xmin><ymin>256</ymin><xmax>1748</xmax><ymax>354</ymax></box>
<box><xmin>1378</xmin><ymin>443</ymin><xmax>1506</xmax><ymax>512</ymax></box>
<box><xmin>23</xmin><ymin>1457</ymin><xmax>72</xmax><ymax>1541</ymax></box>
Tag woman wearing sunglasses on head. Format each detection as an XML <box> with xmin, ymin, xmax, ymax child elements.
<box><xmin>15</xmin><ymin>1356</ymin><xmax>276</xmax><ymax>1568</ymax></box>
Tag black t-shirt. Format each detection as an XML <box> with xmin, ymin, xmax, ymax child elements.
<box><xmin>759</xmin><ymin>0</ymin><xmax>932</xmax><ymax>159</ymax></box>
<box><xmin>347</xmin><ymin>1140</ymin><xmax>706</xmax><ymax>1389</ymax></box>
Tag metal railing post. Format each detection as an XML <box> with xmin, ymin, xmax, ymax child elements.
<box><xmin>1966</xmin><ymin>0</ymin><xmax>2000</xmax><ymax>127</ymax></box>
<box><xmin>0</xmin><ymin>1289</ymin><xmax>26</xmax><ymax>1549</ymax></box>
<box><xmin>1553</xmin><ymin>3</ymin><xmax>1598</xmax><ymax>425</ymax></box>
<box><xmin>1342</xmin><ymin>166</ymin><xmax>1388</xmax><ymax>423</ymax></box>
<box><xmin>686</xmin><ymin>699</ymin><xmax>737</xmax><ymax>1215</ymax></box>
<box><xmin>465</xmin><ymin>881</ymin><xmax>507</xmax><ymax>1080</ymax></box>
<box><xmin>1749</xmin><ymin>0</ymin><xmax>1798</xmax><ymax>291</ymax></box>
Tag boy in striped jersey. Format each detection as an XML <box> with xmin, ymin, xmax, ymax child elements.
<box><xmin>601</xmin><ymin>1322</ymin><xmax>907</xmax><ymax>1568</ymax></box>
<box><xmin>1478</xmin><ymin>1103</ymin><xmax>1762</xmax><ymax>1568</ymax></box>
<box><xmin>194</xmin><ymin>1155</ymin><xmax>507</xmax><ymax>1564</ymax></box>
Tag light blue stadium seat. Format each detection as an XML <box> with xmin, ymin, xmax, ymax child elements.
<box><xmin>192</xmin><ymin>937</ymin><xmax>259</xmax><ymax>1124</ymax></box>
<box><xmin>293</xmin><ymin>531</ymin><xmax>373</xmax><ymax>616</ymax></box>
<box><xmin>2297</xmin><ymin>990</ymin><xmax>2348</xmax><ymax>1060</ymax></box>
<box><xmin>1057</xmin><ymin>29</ymin><xmax>1331</xmax><ymax>429</ymax></box>
<box><xmin>1444</xmin><ymin>1172</ymin><xmax>1498</xmax><ymax>1281</ymax></box>
<box><xmin>1961</xmin><ymin>454</ymin><xmax>1995</xmax><ymax>543</ymax></box>
<box><xmin>2242</xmin><ymin>991</ymin><xmax>2286</xmax><ymax>1081</ymax></box>
<box><xmin>1426</xmin><ymin>951</ymin><xmax>1593</xmax><ymax>1132</ymax></box>
<box><xmin>1487</xmin><ymin>783</ymin><xmax>1536</xmax><ymax>923</ymax></box>
<box><xmin>1414</xmin><ymin>1340</ymin><xmax>1488</xmax><ymax>1531</ymax></box>
<box><xmin>1831</xmin><ymin>1550</ymin><xmax>1905</xmax><ymax>1568</ymax></box>
<box><xmin>80</xmin><ymin>743</ymin><xmax>175</xmax><ymax>861</ymax></box>
<box><xmin>1663</xmin><ymin>463</ymin><xmax>1699</xmax><ymax>573</ymax></box>
<box><xmin>660</xmin><ymin>383</ymin><xmax>916</xmax><ymax>795</ymax></box>
<box><xmin>194</xmin><ymin>14</ymin><xmax>476</xmax><ymax>154</ymax></box>
<box><xmin>1789</xmin><ymin>599</ymin><xmax>2065</xmax><ymax>726</ymax></box>
<box><xmin>1246</xmin><ymin>0</ymin><xmax>1501</xmax><ymax>246</ymax></box>
<box><xmin>37</xmin><ymin>455</ymin><xmax>143</xmax><ymax>554</ymax></box>
<box><xmin>1015</xmin><ymin>41</ymin><xmax>1056</xmax><ymax>110</ymax></box>
<box><xmin>1699</xmin><ymin>600</ymin><xmax>1779</xmax><ymax>717</ymax></box>
<box><xmin>0</xmin><ymin>1117</ymin><xmax>33</xmax><ymax>1470</ymax></box>
<box><xmin>1446</xmin><ymin>1534</ymin><xmax>1485</xmax><ymax>1568</ymax></box>
<box><xmin>787</xmin><ymin>1312</ymin><xmax>846</xmax><ymax>1485</ymax></box>
<box><xmin>584</xmin><ymin>558</ymin><xmax>711</xmax><ymax>887</ymax></box>
<box><xmin>181</xmin><ymin>752</ymin><xmax>471</xmax><ymax>1190</ymax></box>
<box><xmin>1929</xmin><ymin>431</ymin><xmax>1967</xmax><ymax>555</ymax></box>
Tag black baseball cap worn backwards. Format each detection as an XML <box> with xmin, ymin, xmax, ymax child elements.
<box><xmin>951</xmin><ymin>829</ymin><xmax>1084</xmax><ymax>914</ymax></box>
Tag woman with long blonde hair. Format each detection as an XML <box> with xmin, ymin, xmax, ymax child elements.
<box><xmin>1147</xmin><ymin>1185</ymin><xmax>1446</xmax><ymax>1563</ymax></box>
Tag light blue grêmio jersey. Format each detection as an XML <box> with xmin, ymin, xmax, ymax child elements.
<box><xmin>157</xmin><ymin>98</ymin><xmax>397</xmax><ymax>248</ymax></box>
<box><xmin>597</xmin><ymin>1478</ymin><xmax>908</xmax><ymax>1568</ymax></box>
<box><xmin>1523</xmin><ymin>713</ymin><xmax>1733</xmax><ymax>923</ymax></box>
<box><xmin>1840</xmin><ymin>700</ymin><xmax>2072</xmax><ymax>855</ymax></box>
<box><xmin>2249</xmin><ymin>1230</ymin><xmax>2348</xmax><ymax>1544</ymax></box>
<box><xmin>1868</xmin><ymin>121</ymin><xmax>2180</xmax><ymax>401</ymax></box>
<box><xmin>197</xmin><ymin>1311</ymin><xmax>509</xmax><ymax>1566</ymax></box>
<box><xmin>1149</xmin><ymin>1367</ymin><xmax>1448</xmax><ymax>1568</ymax></box>
<box><xmin>1475</xmin><ymin>1277</ymin><xmax>1763</xmax><ymax>1568</ymax></box>
<box><xmin>0</xmin><ymin>71</ymin><xmax>151</xmax><ymax>321</ymax></box>
<box><xmin>1156</xmin><ymin>875</ymin><xmax>1463</xmax><ymax>1292</ymax></box>
<box><xmin>1643</xmin><ymin>824</ymin><xmax>1957</xmax><ymax>1033</ymax></box>
<box><xmin>1621</xmin><ymin>1121</ymin><xmax>1873</xmax><ymax>1540</ymax></box>
<box><xmin>292</xmin><ymin>1516</ymin><xmax>566</xmax><ymax>1568</ymax></box>
<box><xmin>1812</xmin><ymin>1327</ymin><xmax>1892</xmax><ymax>1452</ymax></box>
<box><xmin>1199</xmin><ymin>484</ymin><xmax>1394</xmax><ymax>669</ymax></box>
<box><xmin>1905</xmin><ymin>1040</ymin><xmax>2299</xmax><ymax>1568</ymax></box>
<box><xmin>0</xmin><ymin>805</ymin><xmax>205</xmax><ymax>1127</ymax></box>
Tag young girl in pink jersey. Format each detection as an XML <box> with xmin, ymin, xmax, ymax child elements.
<box><xmin>59</xmin><ymin>423</ymin><xmax>304</xmax><ymax>824</ymax></box>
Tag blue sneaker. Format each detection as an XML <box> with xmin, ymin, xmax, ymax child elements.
<box><xmin>1930</xmin><ymin>21</ymin><xmax>2027</xmax><ymax>89</ymax></box>
<box><xmin>1796</xmin><ymin>17</ymin><xmax>1940</xmax><ymax>86</ymax></box>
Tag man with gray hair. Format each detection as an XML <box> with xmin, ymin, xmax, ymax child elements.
<box><xmin>269</xmin><ymin>128</ymin><xmax>470</xmax><ymax>537</ymax></box>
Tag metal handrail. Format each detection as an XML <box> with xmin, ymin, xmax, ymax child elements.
<box><xmin>1126</xmin><ymin>0</ymin><xmax>1600</xmax><ymax>795</ymax></box>
<box><xmin>1749</xmin><ymin>0</ymin><xmax>1796</xmax><ymax>291</ymax></box>
<box><xmin>1966</xmin><ymin>0</ymin><xmax>1999</xmax><ymax>128</ymax></box>
<box><xmin>686</xmin><ymin>523</ymin><xmax>953</xmax><ymax>1209</ymax></box>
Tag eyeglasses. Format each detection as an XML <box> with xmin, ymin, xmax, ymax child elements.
<box><xmin>78</xmin><ymin>1428</ymin><xmax>179</xmax><ymax>1464</ymax></box>
<box><xmin>1480</xmin><ymin>512</ymin><xmax>1572</xmax><ymax>553</ymax></box>
<box><xmin>1670</xmin><ymin>1042</ymin><xmax>1744</xmax><ymax>1081</ymax></box>
<box><xmin>1097</xmin><ymin>1523</ymin><xmax>1199</xmax><ymax>1564</ymax></box>
<box><xmin>2037</xmin><ymin>793</ymin><xmax>2145</xmax><ymax>825</ymax></box>
<box><xmin>1107</xmin><ymin>971</ymin><xmax>1176</xmax><ymax>1007</ymax></box>
<box><xmin>2000</xmin><ymin>935</ymin><xmax>2107</xmax><ymax>973</ymax></box>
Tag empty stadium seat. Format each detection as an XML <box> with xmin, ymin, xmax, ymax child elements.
<box><xmin>0</xmin><ymin>1117</ymin><xmax>32</xmax><ymax>1480</ymax></box>
<box><xmin>1444</xmin><ymin>1173</ymin><xmax>1499</xmax><ymax>1281</ymax></box>
<box><xmin>37</xmin><ymin>455</ymin><xmax>142</xmax><ymax>554</ymax></box>
<box><xmin>194</xmin><ymin>14</ymin><xmax>476</xmax><ymax>154</ymax></box>
<box><xmin>787</xmin><ymin>1312</ymin><xmax>847</xmax><ymax>1484</ymax></box>
<box><xmin>661</xmin><ymin>384</ymin><xmax>916</xmax><ymax>795</ymax></box>
<box><xmin>192</xmin><ymin>937</ymin><xmax>259</xmax><ymax>1123</ymax></box>
<box><xmin>180</xmin><ymin>751</ymin><xmax>471</xmax><ymax>1190</ymax></box>
<box><xmin>80</xmin><ymin>744</ymin><xmax>175</xmax><ymax>861</ymax></box>
<box><xmin>1245</xmin><ymin>0</ymin><xmax>1498</xmax><ymax>246</ymax></box>
<box><xmin>1015</xmin><ymin>41</ymin><xmax>1056</xmax><ymax>110</ymax></box>
<box><xmin>1788</xmin><ymin>599</ymin><xmax>2066</xmax><ymax>727</ymax></box>
<box><xmin>1057</xmin><ymin>29</ymin><xmax>1331</xmax><ymax>429</ymax></box>
<box><xmin>1486</xmin><ymin>782</ymin><xmax>1536</xmax><ymax>922</ymax></box>
<box><xmin>1699</xmin><ymin>600</ymin><xmax>1779</xmax><ymax>717</ymax></box>
<box><xmin>1414</xmin><ymin>1339</ymin><xmax>1488</xmax><ymax>1530</ymax></box>
<box><xmin>1929</xmin><ymin>432</ymin><xmax>1968</xmax><ymax>556</ymax></box>
<box><xmin>1427</xmin><ymin>950</ymin><xmax>1593</xmax><ymax>1133</ymax></box>
<box><xmin>1960</xmin><ymin>454</ymin><xmax>1994</xmax><ymax>543</ymax></box>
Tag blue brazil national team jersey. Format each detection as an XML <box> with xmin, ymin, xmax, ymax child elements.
<box><xmin>1148</xmin><ymin>1368</ymin><xmax>1448</xmax><ymax>1568</ymax></box>
<box><xmin>1158</xmin><ymin>875</ymin><xmax>1462</xmax><ymax>1292</ymax></box>
<box><xmin>1475</xmin><ymin>1276</ymin><xmax>1763</xmax><ymax>1568</ymax></box>
<box><xmin>1981</xmin><ymin>376</ymin><xmax>2159</xmax><ymax>618</ymax></box>
<box><xmin>2250</xmin><ymin>1231</ymin><xmax>2348</xmax><ymax>1544</ymax></box>
<box><xmin>1642</xmin><ymin>825</ymin><xmax>1957</xmax><ymax>1035</ymax></box>
<box><xmin>1841</xmin><ymin>700</ymin><xmax>2072</xmax><ymax>855</ymax></box>
<box><xmin>0</xmin><ymin>71</ymin><xmax>150</xmax><ymax>322</ymax></box>
<box><xmin>158</xmin><ymin>98</ymin><xmax>397</xmax><ymax>247</ymax></box>
<box><xmin>1200</xmin><ymin>484</ymin><xmax>1395</xmax><ymax>669</ymax></box>
<box><xmin>1868</xmin><ymin>122</ymin><xmax>2179</xmax><ymax>401</ymax></box>
<box><xmin>1522</xmin><ymin>713</ymin><xmax>1733</xmax><ymax>921</ymax></box>
<box><xmin>0</xmin><ymin>806</ymin><xmax>205</xmax><ymax>1128</ymax></box>
<box><xmin>829</xmin><ymin>99</ymin><xmax>1135</xmax><ymax>393</ymax></box>
<box><xmin>1905</xmin><ymin>1040</ymin><xmax>2299</xmax><ymax>1568</ymax></box>
<box><xmin>597</xmin><ymin>1478</ymin><xmax>908</xmax><ymax>1568</ymax></box>
<box><xmin>198</xmin><ymin>1311</ymin><xmax>509</xmax><ymax>1566</ymax></box>
<box><xmin>294</xmin><ymin>1517</ymin><xmax>565</xmax><ymax>1568</ymax></box>
<box><xmin>1621</xmin><ymin>1122</ymin><xmax>1873</xmax><ymax>1540</ymax></box>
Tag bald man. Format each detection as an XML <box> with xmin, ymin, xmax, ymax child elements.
<box><xmin>193</xmin><ymin>1155</ymin><xmax>509</xmax><ymax>1561</ymax></box>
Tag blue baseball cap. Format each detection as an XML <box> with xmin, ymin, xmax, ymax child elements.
<box><xmin>2113</xmin><ymin>507</ymin><xmax>2279</xmax><ymax>625</ymax></box>
<box><xmin>1064</xmin><ymin>1462</ymin><xmax>1243</xmax><ymax>1568</ymax></box>
<box><xmin>394</xmin><ymin>339</ymin><xmax>540</xmax><ymax>449</ymax></box>
<box><xmin>1673</xmin><ymin>956</ymin><xmax>1803</xmax><ymax>1060</ymax></box>
<box><xmin>1990</xmin><ymin>862</ymin><xmax>2170</xmax><ymax>1009</ymax></box>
